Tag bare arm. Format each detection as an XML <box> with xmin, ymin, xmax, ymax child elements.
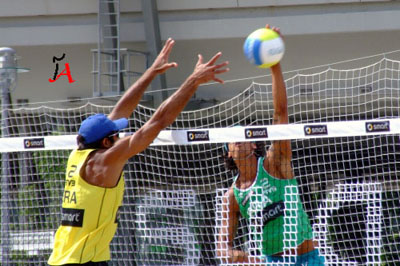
<box><xmin>108</xmin><ymin>38</ymin><xmax>177</xmax><ymax>120</ymax></box>
<box><xmin>217</xmin><ymin>188</ymin><xmax>247</xmax><ymax>263</ymax></box>
<box><xmin>216</xmin><ymin>188</ymin><xmax>265</xmax><ymax>264</ymax></box>
<box><xmin>264</xmin><ymin>25</ymin><xmax>294</xmax><ymax>179</ymax></box>
<box><xmin>87</xmin><ymin>49</ymin><xmax>229</xmax><ymax>188</ymax></box>
<box><xmin>107</xmin><ymin>52</ymin><xmax>229</xmax><ymax>164</ymax></box>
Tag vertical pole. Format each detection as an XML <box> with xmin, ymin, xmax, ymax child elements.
<box><xmin>1</xmin><ymin>78</ymin><xmax>11</xmax><ymax>265</ymax></box>
<box><xmin>0</xmin><ymin>48</ymin><xmax>28</xmax><ymax>265</ymax></box>
<box><xmin>96</xmin><ymin>0</ymin><xmax>102</xmax><ymax>97</ymax></box>
<box><xmin>141</xmin><ymin>0</ymin><xmax>167</xmax><ymax>107</ymax></box>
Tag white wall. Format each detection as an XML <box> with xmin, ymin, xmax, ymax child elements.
<box><xmin>1</xmin><ymin>1</ymin><xmax>399</xmax><ymax>107</ymax></box>
<box><xmin>2</xmin><ymin>1</ymin><xmax>399</xmax><ymax>45</ymax></box>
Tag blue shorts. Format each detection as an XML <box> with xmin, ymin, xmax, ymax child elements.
<box><xmin>265</xmin><ymin>249</ymin><xmax>325</xmax><ymax>265</ymax></box>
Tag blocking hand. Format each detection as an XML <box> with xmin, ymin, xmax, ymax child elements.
<box><xmin>151</xmin><ymin>38</ymin><xmax>178</xmax><ymax>74</ymax></box>
<box><xmin>191</xmin><ymin>52</ymin><xmax>230</xmax><ymax>86</ymax></box>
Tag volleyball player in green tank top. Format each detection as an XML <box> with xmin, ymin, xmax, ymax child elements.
<box><xmin>216</xmin><ymin>25</ymin><xmax>325</xmax><ymax>265</ymax></box>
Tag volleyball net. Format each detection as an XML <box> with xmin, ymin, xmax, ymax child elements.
<box><xmin>0</xmin><ymin>55</ymin><xmax>399</xmax><ymax>265</ymax></box>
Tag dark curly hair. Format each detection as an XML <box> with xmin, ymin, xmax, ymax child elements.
<box><xmin>222</xmin><ymin>141</ymin><xmax>266</xmax><ymax>171</ymax></box>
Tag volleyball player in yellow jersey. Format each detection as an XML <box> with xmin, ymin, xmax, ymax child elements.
<box><xmin>48</xmin><ymin>38</ymin><xmax>229</xmax><ymax>265</ymax></box>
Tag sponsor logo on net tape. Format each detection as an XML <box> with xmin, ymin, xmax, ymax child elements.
<box><xmin>187</xmin><ymin>130</ymin><xmax>210</xmax><ymax>142</ymax></box>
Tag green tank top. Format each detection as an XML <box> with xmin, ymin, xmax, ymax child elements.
<box><xmin>232</xmin><ymin>157</ymin><xmax>313</xmax><ymax>256</ymax></box>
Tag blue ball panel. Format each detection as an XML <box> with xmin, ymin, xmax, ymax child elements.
<box><xmin>243</xmin><ymin>38</ymin><xmax>263</xmax><ymax>66</ymax></box>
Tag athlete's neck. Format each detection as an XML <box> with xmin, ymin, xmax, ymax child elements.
<box><xmin>236</xmin><ymin>155</ymin><xmax>258</xmax><ymax>189</ymax></box>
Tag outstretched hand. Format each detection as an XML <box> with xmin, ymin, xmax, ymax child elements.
<box><xmin>151</xmin><ymin>38</ymin><xmax>178</xmax><ymax>74</ymax></box>
<box><xmin>266</xmin><ymin>24</ymin><xmax>282</xmax><ymax>38</ymax></box>
<box><xmin>191</xmin><ymin>52</ymin><xmax>230</xmax><ymax>86</ymax></box>
<box><xmin>266</xmin><ymin>24</ymin><xmax>283</xmax><ymax>72</ymax></box>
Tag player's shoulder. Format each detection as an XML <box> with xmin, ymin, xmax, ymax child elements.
<box><xmin>222</xmin><ymin>186</ymin><xmax>236</xmax><ymax>202</ymax></box>
<box><xmin>225</xmin><ymin>186</ymin><xmax>239</xmax><ymax>204</ymax></box>
<box><xmin>226</xmin><ymin>185</ymin><xmax>234</xmax><ymax>195</ymax></box>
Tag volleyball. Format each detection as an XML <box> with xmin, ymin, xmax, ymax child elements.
<box><xmin>243</xmin><ymin>28</ymin><xmax>285</xmax><ymax>68</ymax></box>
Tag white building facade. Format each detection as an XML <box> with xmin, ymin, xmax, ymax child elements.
<box><xmin>1</xmin><ymin>0</ymin><xmax>399</xmax><ymax>107</ymax></box>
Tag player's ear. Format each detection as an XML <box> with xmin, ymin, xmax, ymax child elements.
<box><xmin>101</xmin><ymin>137</ymin><xmax>112</xmax><ymax>148</ymax></box>
<box><xmin>251</xmin><ymin>142</ymin><xmax>257</xmax><ymax>149</ymax></box>
<box><xmin>224</xmin><ymin>143</ymin><xmax>231</xmax><ymax>157</ymax></box>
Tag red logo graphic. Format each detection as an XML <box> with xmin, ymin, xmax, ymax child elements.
<box><xmin>49</xmin><ymin>53</ymin><xmax>76</xmax><ymax>83</ymax></box>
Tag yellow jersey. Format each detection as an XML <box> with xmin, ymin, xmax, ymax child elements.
<box><xmin>48</xmin><ymin>149</ymin><xmax>124</xmax><ymax>265</ymax></box>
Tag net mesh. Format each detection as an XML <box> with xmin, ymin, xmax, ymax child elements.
<box><xmin>0</xmin><ymin>56</ymin><xmax>399</xmax><ymax>265</ymax></box>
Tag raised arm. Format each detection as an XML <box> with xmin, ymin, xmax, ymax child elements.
<box><xmin>109</xmin><ymin>51</ymin><xmax>229</xmax><ymax>162</ymax></box>
<box><xmin>265</xmin><ymin>25</ymin><xmax>294</xmax><ymax>179</ymax></box>
<box><xmin>108</xmin><ymin>38</ymin><xmax>178</xmax><ymax>120</ymax></box>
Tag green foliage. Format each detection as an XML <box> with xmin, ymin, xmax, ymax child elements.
<box><xmin>18</xmin><ymin>149</ymin><xmax>69</xmax><ymax>231</ymax></box>
<box><xmin>2</xmin><ymin>128</ymin><xmax>72</xmax><ymax>263</ymax></box>
<box><xmin>381</xmin><ymin>191</ymin><xmax>400</xmax><ymax>264</ymax></box>
<box><xmin>326</xmin><ymin>190</ymin><xmax>400</xmax><ymax>265</ymax></box>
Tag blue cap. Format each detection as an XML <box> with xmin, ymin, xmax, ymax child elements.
<box><xmin>78</xmin><ymin>113</ymin><xmax>129</xmax><ymax>144</ymax></box>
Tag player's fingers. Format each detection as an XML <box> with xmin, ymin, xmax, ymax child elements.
<box><xmin>166</xmin><ymin>39</ymin><xmax>175</xmax><ymax>53</ymax></box>
<box><xmin>213</xmin><ymin>77</ymin><xmax>225</xmax><ymax>84</ymax></box>
<box><xmin>265</xmin><ymin>24</ymin><xmax>281</xmax><ymax>35</ymax></box>
<box><xmin>160</xmin><ymin>38</ymin><xmax>170</xmax><ymax>52</ymax></box>
<box><xmin>214</xmin><ymin>61</ymin><xmax>229</xmax><ymax>70</ymax></box>
<box><xmin>214</xmin><ymin>67</ymin><xmax>230</xmax><ymax>75</ymax></box>
<box><xmin>207</xmin><ymin>52</ymin><xmax>222</xmax><ymax>65</ymax></box>
<box><xmin>196</xmin><ymin>54</ymin><xmax>204</xmax><ymax>67</ymax></box>
<box><xmin>211</xmin><ymin>62</ymin><xmax>229</xmax><ymax>74</ymax></box>
<box><xmin>161</xmin><ymin>38</ymin><xmax>175</xmax><ymax>54</ymax></box>
<box><xmin>165</xmin><ymin>62</ymin><xmax>178</xmax><ymax>69</ymax></box>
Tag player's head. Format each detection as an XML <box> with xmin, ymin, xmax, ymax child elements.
<box><xmin>77</xmin><ymin>113</ymin><xmax>128</xmax><ymax>149</ymax></box>
<box><xmin>222</xmin><ymin>141</ymin><xmax>265</xmax><ymax>171</ymax></box>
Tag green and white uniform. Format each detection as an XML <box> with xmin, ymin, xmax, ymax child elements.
<box><xmin>232</xmin><ymin>157</ymin><xmax>313</xmax><ymax>256</ymax></box>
